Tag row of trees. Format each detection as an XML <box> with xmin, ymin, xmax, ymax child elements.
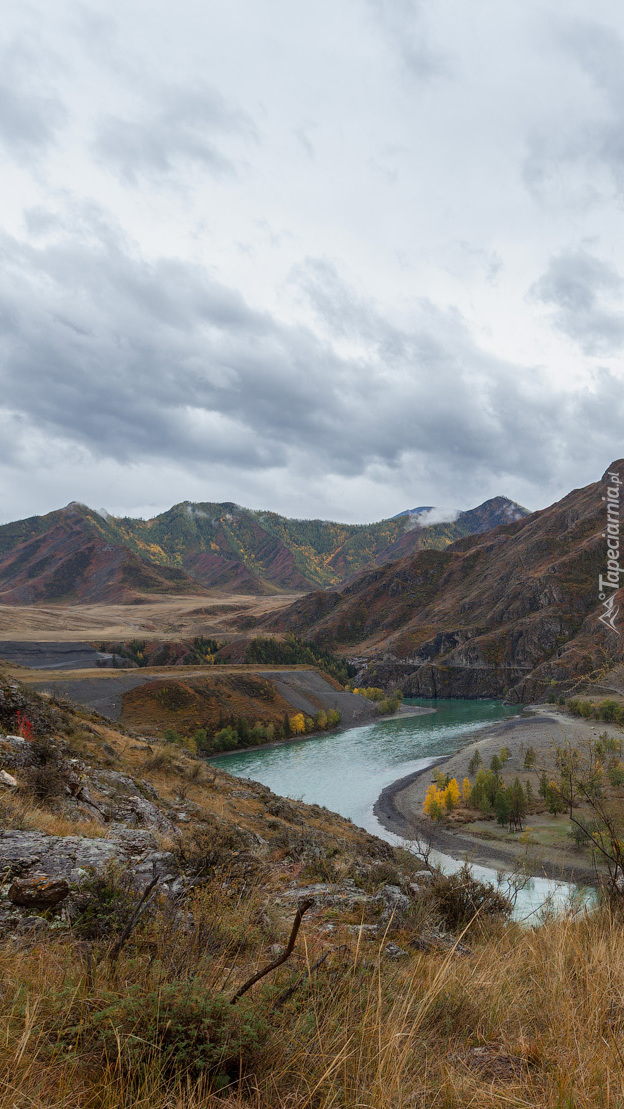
<box><xmin>99</xmin><ymin>637</ymin><xmax>222</xmax><ymax>668</ymax></box>
<box><xmin>162</xmin><ymin>708</ymin><xmax>343</xmax><ymax>755</ymax></box>
<box><xmin>567</xmin><ymin>698</ymin><xmax>624</xmax><ymax>725</ymax></box>
<box><xmin>423</xmin><ymin>768</ymin><xmax>530</xmax><ymax>833</ymax></box>
<box><xmin>351</xmin><ymin>686</ymin><xmax>404</xmax><ymax>714</ymax></box>
<box><xmin>245</xmin><ymin>635</ymin><xmax>354</xmax><ymax>686</ymax></box>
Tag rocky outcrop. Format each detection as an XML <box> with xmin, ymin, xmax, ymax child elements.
<box><xmin>0</xmin><ymin>829</ymin><xmax>178</xmax><ymax>887</ymax></box>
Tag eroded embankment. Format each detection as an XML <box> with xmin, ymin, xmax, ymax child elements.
<box><xmin>26</xmin><ymin>666</ymin><xmax>378</xmax><ymax>734</ymax></box>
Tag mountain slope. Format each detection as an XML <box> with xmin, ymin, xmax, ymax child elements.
<box><xmin>262</xmin><ymin>463</ymin><xmax>624</xmax><ymax>702</ymax></box>
<box><xmin>0</xmin><ymin>496</ymin><xmax>528</xmax><ymax>603</ymax></box>
<box><xmin>0</xmin><ymin>504</ymin><xmax>202</xmax><ymax>604</ymax></box>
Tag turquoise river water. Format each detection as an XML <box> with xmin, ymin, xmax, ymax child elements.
<box><xmin>212</xmin><ymin>699</ymin><xmax>590</xmax><ymax>919</ymax></box>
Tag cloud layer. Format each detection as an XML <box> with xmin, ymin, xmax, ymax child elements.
<box><xmin>0</xmin><ymin>0</ymin><xmax>623</xmax><ymax>524</ymax></box>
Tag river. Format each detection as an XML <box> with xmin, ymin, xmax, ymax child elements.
<box><xmin>212</xmin><ymin>698</ymin><xmax>587</xmax><ymax>919</ymax></box>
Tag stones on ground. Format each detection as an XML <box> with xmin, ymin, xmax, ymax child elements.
<box><xmin>0</xmin><ymin>770</ymin><xmax>18</xmax><ymax>788</ymax></box>
<box><xmin>384</xmin><ymin>942</ymin><xmax>408</xmax><ymax>958</ymax></box>
<box><xmin>9</xmin><ymin>875</ymin><xmax>70</xmax><ymax>908</ymax></box>
<box><xmin>89</xmin><ymin>770</ymin><xmax>175</xmax><ymax>833</ymax></box>
<box><xmin>0</xmin><ymin>735</ymin><xmax>36</xmax><ymax>769</ymax></box>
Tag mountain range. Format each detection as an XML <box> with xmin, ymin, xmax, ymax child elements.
<box><xmin>0</xmin><ymin>496</ymin><xmax>527</xmax><ymax>604</ymax></box>
<box><xmin>262</xmin><ymin>462</ymin><xmax>624</xmax><ymax>703</ymax></box>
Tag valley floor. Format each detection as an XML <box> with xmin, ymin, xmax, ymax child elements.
<box><xmin>0</xmin><ymin>592</ymin><xmax>300</xmax><ymax>642</ymax></box>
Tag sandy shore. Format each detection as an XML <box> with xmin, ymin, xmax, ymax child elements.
<box><xmin>374</xmin><ymin>708</ymin><xmax>615</xmax><ymax>885</ymax></box>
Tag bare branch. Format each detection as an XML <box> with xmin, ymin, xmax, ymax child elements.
<box><xmin>230</xmin><ymin>897</ymin><xmax>314</xmax><ymax>1004</ymax></box>
<box><xmin>108</xmin><ymin>875</ymin><xmax>160</xmax><ymax>971</ymax></box>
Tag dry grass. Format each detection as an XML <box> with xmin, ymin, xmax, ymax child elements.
<box><xmin>0</xmin><ymin>792</ymin><xmax>109</xmax><ymax>838</ymax></box>
<box><xmin>2</xmin><ymin>888</ymin><xmax>624</xmax><ymax>1108</ymax></box>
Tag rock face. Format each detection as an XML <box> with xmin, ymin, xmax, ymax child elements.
<box><xmin>265</xmin><ymin>461</ymin><xmax>624</xmax><ymax>702</ymax></box>
<box><xmin>9</xmin><ymin>876</ymin><xmax>70</xmax><ymax>908</ymax></box>
<box><xmin>0</xmin><ymin>829</ymin><xmax>178</xmax><ymax>888</ymax></box>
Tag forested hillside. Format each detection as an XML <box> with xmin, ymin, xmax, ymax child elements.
<box><xmin>0</xmin><ymin>496</ymin><xmax>527</xmax><ymax>602</ymax></box>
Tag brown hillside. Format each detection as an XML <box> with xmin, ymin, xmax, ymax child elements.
<box><xmin>264</xmin><ymin>462</ymin><xmax>624</xmax><ymax>702</ymax></box>
<box><xmin>0</xmin><ymin>496</ymin><xmax>528</xmax><ymax>602</ymax></box>
<box><xmin>120</xmin><ymin>672</ymin><xmax>298</xmax><ymax>735</ymax></box>
<box><xmin>0</xmin><ymin>511</ymin><xmax>202</xmax><ymax>604</ymax></box>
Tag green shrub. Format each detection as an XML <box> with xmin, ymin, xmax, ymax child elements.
<box><xmin>426</xmin><ymin>864</ymin><xmax>512</xmax><ymax>931</ymax></box>
<box><xmin>67</xmin><ymin>982</ymin><xmax>267</xmax><ymax>1089</ymax></box>
<box><xmin>70</xmin><ymin>866</ymin><xmax>140</xmax><ymax>940</ymax></box>
<box><xmin>468</xmin><ymin>748</ymin><xmax>482</xmax><ymax>775</ymax></box>
<box><xmin>608</xmin><ymin>761</ymin><xmax>624</xmax><ymax>787</ymax></box>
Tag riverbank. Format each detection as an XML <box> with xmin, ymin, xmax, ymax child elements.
<box><xmin>374</xmin><ymin>707</ymin><xmax>613</xmax><ymax>885</ymax></box>
<box><xmin>206</xmin><ymin>702</ymin><xmax>436</xmax><ymax>759</ymax></box>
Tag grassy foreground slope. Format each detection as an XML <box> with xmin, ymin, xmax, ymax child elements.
<box><xmin>0</xmin><ymin>672</ymin><xmax>622</xmax><ymax>1108</ymax></box>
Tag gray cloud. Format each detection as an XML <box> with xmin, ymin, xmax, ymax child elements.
<box><xmin>2</xmin><ymin>0</ymin><xmax>624</xmax><ymax>525</ymax></box>
<box><xmin>524</xmin><ymin>19</ymin><xmax>624</xmax><ymax>204</ymax></box>
<box><xmin>366</xmin><ymin>0</ymin><xmax>448</xmax><ymax>80</ymax></box>
<box><xmin>0</xmin><ymin>42</ymin><xmax>67</xmax><ymax>163</ymax></box>
<box><xmin>93</xmin><ymin>84</ymin><xmax>257</xmax><ymax>183</ymax></box>
<box><xmin>0</xmin><ymin>209</ymin><xmax>607</xmax><ymax>511</ymax></box>
<box><xmin>530</xmin><ymin>248</ymin><xmax>624</xmax><ymax>355</ymax></box>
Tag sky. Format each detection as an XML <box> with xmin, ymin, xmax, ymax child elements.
<box><xmin>1</xmin><ymin>0</ymin><xmax>624</xmax><ymax>525</ymax></box>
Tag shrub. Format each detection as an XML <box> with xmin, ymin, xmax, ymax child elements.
<box><xmin>69</xmin><ymin>982</ymin><xmax>267</xmax><ymax>1088</ymax></box>
<box><xmin>212</xmin><ymin>725</ymin><xmax>239</xmax><ymax>751</ymax></box>
<box><xmin>22</xmin><ymin>764</ymin><xmax>65</xmax><ymax>802</ymax></box>
<box><xmin>143</xmin><ymin>750</ymin><xmax>174</xmax><ymax>773</ymax></box>
<box><xmin>471</xmin><ymin>769</ymin><xmax>501</xmax><ymax>810</ymax></box>
<box><xmin>608</xmin><ymin>760</ymin><xmax>624</xmax><ymax>787</ymax></box>
<box><xmin>174</xmin><ymin>822</ymin><xmax>253</xmax><ymax>878</ymax></box>
<box><xmin>468</xmin><ymin>748</ymin><xmax>482</xmax><ymax>775</ymax></box>
<box><xmin>426</xmin><ymin>864</ymin><xmax>512</xmax><ymax>931</ymax></box>
<box><xmin>70</xmin><ymin>866</ymin><xmax>141</xmax><ymax>940</ymax></box>
<box><xmin>22</xmin><ymin>736</ymin><xmax>68</xmax><ymax>802</ymax></box>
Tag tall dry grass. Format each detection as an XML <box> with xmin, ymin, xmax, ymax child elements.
<box><xmin>0</xmin><ymin>791</ymin><xmax>109</xmax><ymax>838</ymax></box>
<box><xmin>1</xmin><ymin>892</ymin><xmax>624</xmax><ymax>1108</ymax></box>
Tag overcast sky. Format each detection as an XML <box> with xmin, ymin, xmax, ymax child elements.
<box><xmin>1</xmin><ymin>0</ymin><xmax>623</xmax><ymax>525</ymax></box>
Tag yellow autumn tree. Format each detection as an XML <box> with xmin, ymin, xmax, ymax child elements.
<box><xmin>444</xmin><ymin>778</ymin><xmax>461</xmax><ymax>811</ymax></box>
<box><xmin>289</xmin><ymin>713</ymin><xmax>306</xmax><ymax>735</ymax></box>
<box><xmin>462</xmin><ymin>777</ymin><xmax>472</xmax><ymax>803</ymax></box>
<box><xmin>423</xmin><ymin>782</ymin><xmax>442</xmax><ymax>816</ymax></box>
